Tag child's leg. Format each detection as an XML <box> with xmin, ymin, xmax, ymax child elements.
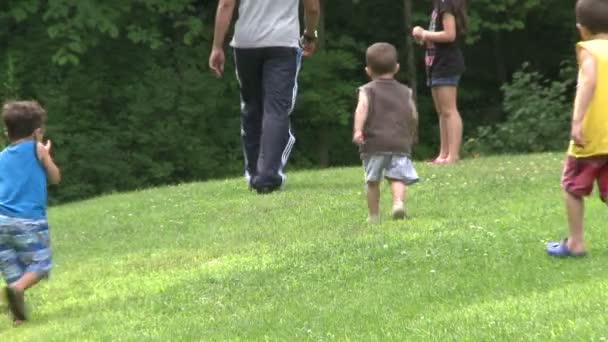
<box><xmin>564</xmin><ymin>191</ymin><xmax>586</xmax><ymax>254</ymax></box>
<box><xmin>431</xmin><ymin>88</ymin><xmax>449</xmax><ymax>161</ymax></box>
<box><xmin>385</xmin><ymin>156</ymin><xmax>418</xmax><ymax>220</ymax></box>
<box><xmin>14</xmin><ymin>221</ymin><xmax>51</xmax><ymax>291</ymax></box>
<box><xmin>555</xmin><ymin>156</ymin><xmax>599</xmax><ymax>255</ymax></box>
<box><xmin>12</xmin><ymin>273</ymin><xmax>40</xmax><ymax>291</ymax></box>
<box><xmin>6</xmin><ymin>219</ymin><xmax>52</xmax><ymax>322</ymax></box>
<box><xmin>389</xmin><ymin>180</ymin><xmax>406</xmax><ymax>219</ymax></box>
<box><xmin>433</xmin><ymin>86</ymin><xmax>462</xmax><ymax>163</ymax></box>
<box><xmin>5</xmin><ymin>271</ymin><xmax>40</xmax><ymax>324</ymax></box>
<box><xmin>0</xmin><ymin>236</ymin><xmax>27</xmax><ymax>323</ymax></box>
<box><xmin>367</xmin><ymin>181</ymin><xmax>381</xmax><ymax>219</ymax></box>
<box><xmin>363</xmin><ymin>155</ymin><xmax>389</xmax><ymax>222</ymax></box>
<box><xmin>389</xmin><ymin>180</ymin><xmax>405</xmax><ymax>206</ymax></box>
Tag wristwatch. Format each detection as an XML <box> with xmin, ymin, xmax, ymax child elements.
<box><xmin>302</xmin><ymin>30</ymin><xmax>318</xmax><ymax>43</ymax></box>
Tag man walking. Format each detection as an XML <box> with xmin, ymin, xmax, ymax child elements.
<box><xmin>209</xmin><ymin>0</ymin><xmax>320</xmax><ymax>194</ymax></box>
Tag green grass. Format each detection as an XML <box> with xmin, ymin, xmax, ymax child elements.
<box><xmin>2</xmin><ymin>153</ymin><xmax>608</xmax><ymax>340</ymax></box>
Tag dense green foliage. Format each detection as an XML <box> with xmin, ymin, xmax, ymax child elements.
<box><xmin>0</xmin><ymin>1</ymin><xmax>578</xmax><ymax>201</ymax></box>
<box><xmin>466</xmin><ymin>62</ymin><xmax>576</xmax><ymax>155</ymax></box>
<box><xmin>3</xmin><ymin>155</ymin><xmax>608</xmax><ymax>339</ymax></box>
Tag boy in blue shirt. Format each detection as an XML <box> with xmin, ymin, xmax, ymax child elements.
<box><xmin>0</xmin><ymin>101</ymin><xmax>60</xmax><ymax>324</ymax></box>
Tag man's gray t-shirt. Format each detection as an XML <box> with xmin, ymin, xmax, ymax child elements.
<box><xmin>230</xmin><ymin>0</ymin><xmax>300</xmax><ymax>49</ymax></box>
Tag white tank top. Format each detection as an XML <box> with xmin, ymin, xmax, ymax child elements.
<box><xmin>231</xmin><ymin>0</ymin><xmax>301</xmax><ymax>49</ymax></box>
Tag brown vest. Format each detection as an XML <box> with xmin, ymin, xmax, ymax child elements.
<box><xmin>359</xmin><ymin>79</ymin><xmax>416</xmax><ymax>155</ymax></box>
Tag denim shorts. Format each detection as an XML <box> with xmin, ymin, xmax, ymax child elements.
<box><xmin>428</xmin><ymin>75</ymin><xmax>461</xmax><ymax>87</ymax></box>
<box><xmin>362</xmin><ymin>154</ymin><xmax>419</xmax><ymax>184</ymax></box>
<box><xmin>0</xmin><ymin>215</ymin><xmax>52</xmax><ymax>284</ymax></box>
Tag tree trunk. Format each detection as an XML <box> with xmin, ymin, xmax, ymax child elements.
<box><xmin>2</xmin><ymin>19</ymin><xmax>19</xmax><ymax>99</ymax></box>
<box><xmin>403</xmin><ymin>0</ymin><xmax>417</xmax><ymax>99</ymax></box>
<box><xmin>492</xmin><ymin>31</ymin><xmax>508</xmax><ymax>120</ymax></box>
<box><xmin>318</xmin><ymin>127</ymin><xmax>330</xmax><ymax>167</ymax></box>
<box><xmin>316</xmin><ymin>0</ymin><xmax>331</xmax><ymax>168</ymax></box>
<box><xmin>493</xmin><ymin>31</ymin><xmax>507</xmax><ymax>86</ymax></box>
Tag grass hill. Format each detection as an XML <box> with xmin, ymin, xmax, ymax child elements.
<box><xmin>2</xmin><ymin>154</ymin><xmax>608</xmax><ymax>340</ymax></box>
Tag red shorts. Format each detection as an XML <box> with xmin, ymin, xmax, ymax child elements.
<box><xmin>561</xmin><ymin>155</ymin><xmax>608</xmax><ymax>201</ymax></box>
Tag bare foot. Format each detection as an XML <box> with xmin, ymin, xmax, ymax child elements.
<box><xmin>428</xmin><ymin>157</ymin><xmax>447</xmax><ymax>164</ymax></box>
<box><xmin>444</xmin><ymin>158</ymin><xmax>460</xmax><ymax>165</ymax></box>
<box><xmin>566</xmin><ymin>238</ymin><xmax>585</xmax><ymax>255</ymax></box>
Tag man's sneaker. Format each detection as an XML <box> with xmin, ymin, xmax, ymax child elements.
<box><xmin>245</xmin><ymin>172</ymin><xmax>255</xmax><ymax>191</ymax></box>
<box><xmin>256</xmin><ymin>187</ymin><xmax>274</xmax><ymax>195</ymax></box>
<box><xmin>256</xmin><ymin>184</ymin><xmax>281</xmax><ymax>195</ymax></box>
<box><xmin>392</xmin><ymin>202</ymin><xmax>406</xmax><ymax>220</ymax></box>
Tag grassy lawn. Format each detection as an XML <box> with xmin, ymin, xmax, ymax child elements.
<box><xmin>1</xmin><ymin>153</ymin><xmax>608</xmax><ymax>340</ymax></box>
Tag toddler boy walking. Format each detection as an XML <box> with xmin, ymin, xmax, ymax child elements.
<box><xmin>353</xmin><ymin>43</ymin><xmax>419</xmax><ymax>223</ymax></box>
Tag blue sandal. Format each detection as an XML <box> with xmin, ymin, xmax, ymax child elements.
<box><xmin>546</xmin><ymin>239</ymin><xmax>587</xmax><ymax>258</ymax></box>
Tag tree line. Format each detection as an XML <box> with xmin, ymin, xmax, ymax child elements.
<box><xmin>0</xmin><ymin>0</ymin><xmax>576</xmax><ymax>202</ymax></box>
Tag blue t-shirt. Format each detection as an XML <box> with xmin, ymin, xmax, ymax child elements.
<box><xmin>0</xmin><ymin>140</ymin><xmax>47</xmax><ymax>220</ymax></box>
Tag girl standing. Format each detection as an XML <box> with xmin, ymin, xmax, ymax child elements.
<box><xmin>413</xmin><ymin>0</ymin><xmax>467</xmax><ymax>164</ymax></box>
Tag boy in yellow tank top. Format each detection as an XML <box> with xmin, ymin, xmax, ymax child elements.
<box><xmin>547</xmin><ymin>0</ymin><xmax>608</xmax><ymax>257</ymax></box>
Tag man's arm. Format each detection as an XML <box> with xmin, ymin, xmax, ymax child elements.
<box><xmin>571</xmin><ymin>48</ymin><xmax>597</xmax><ymax>146</ymax></box>
<box><xmin>302</xmin><ymin>0</ymin><xmax>320</xmax><ymax>36</ymax></box>
<box><xmin>301</xmin><ymin>0</ymin><xmax>320</xmax><ymax>56</ymax></box>
<box><xmin>209</xmin><ymin>0</ymin><xmax>236</xmax><ymax>77</ymax></box>
<box><xmin>212</xmin><ymin>0</ymin><xmax>236</xmax><ymax>50</ymax></box>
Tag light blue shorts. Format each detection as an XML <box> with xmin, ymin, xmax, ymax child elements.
<box><xmin>0</xmin><ymin>215</ymin><xmax>52</xmax><ymax>284</ymax></box>
<box><xmin>363</xmin><ymin>154</ymin><xmax>419</xmax><ymax>184</ymax></box>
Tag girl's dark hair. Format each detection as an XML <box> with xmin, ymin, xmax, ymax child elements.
<box><xmin>435</xmin><ymin>0</ymin><xmax>468</xmax><ymax>34</ymax></box>
<box><xmin>454</xmin><ymin>0</ymin><xmax>468</xmax><ymax>34</ymax></box>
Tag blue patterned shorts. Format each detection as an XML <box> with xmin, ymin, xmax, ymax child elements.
<box><xmin>0</xmin><ymin>215</ymin><xmax>52</xmax><ymax>285</ymax></box>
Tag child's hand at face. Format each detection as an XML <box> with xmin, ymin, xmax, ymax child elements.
<box><xmin>36</xmin><ymin>140</ymin><xmax>53</xmax><ymax>166</ymax></box>
<box><xmin>353</xmin><ymin>131</ymin><xmax>365</xmax><ymax>146</ymax></box>
<box><xmin>36</xmin><ymin>139</ymin><xmax>61</xmax><ymax>184</ymax></box>
<box><xmin>34</xmin><ymin>128</ymin><xmax>43</xmax><ymax>143</ymax></box>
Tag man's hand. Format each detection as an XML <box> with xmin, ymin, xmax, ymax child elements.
<box><xmin>209</xmin><ymin>0</ymin><xmax>235</xmax><ymax>78</ymax></box>
<box><xmin>352</xmin><ymin>131</ymin><xmax>364</xmax><ymax>146</ymax></box>
<box><xmin>302</xmin><ymin>0</ymin><xmax>320</xmax><ymax>56</ymax></box>
<box><xmin>209</xmin><ymin>48</ymin><xmax>226</xmax><ymax>78</ymax></box>
<box><xmin>301</xmin><ymin>38</ymin><xmax>317</xmax><ymax>57</ymax></box>
<box><xmin>571</xmin><ymin>121</ymin><xmax>584</xmax><ymax>147</ymax></box>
